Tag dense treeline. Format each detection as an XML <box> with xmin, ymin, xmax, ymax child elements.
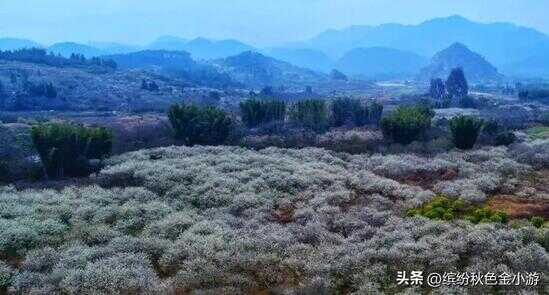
<box><xmin>240</xmin><ymin>99</ymin><xmax>286</xmax><ymax>128</ymax></box>
<box><xmin>239</xmin><ymin>98</ymin><xmax>383</xmax><ymax>130</ymax></box>
<box><xmin>289</xmin><ymin>99</ymin><xmax>329</xmax><ymax>132</ymax></box>
<box><xmin>330</xmin><ymin>98</ymin><xmax>383</xmax><ymax>127</ymax></box>
<box><xmin>0</xmin><ymin>48</ymin><xmax>117</xmax><ymax>69</ymax></box>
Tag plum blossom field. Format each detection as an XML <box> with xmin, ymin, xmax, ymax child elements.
<box><xmin>0</xmin><ymin>140</ymin><xmax>548</xmax><ymax>294</ymax></box>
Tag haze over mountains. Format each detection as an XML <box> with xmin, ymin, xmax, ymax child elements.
<box><xmin>2</xmin><ymin>15</ymin><xmax>549</xmax><ymax>78</ymax></box>
<box><xmin>335</xmin><ymin>47</ymin><xmax>428</xmax><ymax>79</ymax></box>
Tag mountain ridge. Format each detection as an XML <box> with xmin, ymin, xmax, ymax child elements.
<box><xmin>418</xmin><ymin>42</ymin><xmax>503</xmax><ymax>82</ymax></box>
<box><xmin>303</xmin><ymin>15</ymin><xmax>549</xmax><ymax>68</ymax></box>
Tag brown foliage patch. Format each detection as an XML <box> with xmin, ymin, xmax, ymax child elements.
<box><xmin>486</xmin><ymin>196</ymin><xmax>549</xmax><ymax>219</ymax></box>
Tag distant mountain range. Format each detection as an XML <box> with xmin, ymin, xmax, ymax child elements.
<box><xmin>303</xmin><ymin>15</ymin><xmax>549</xmax><ymax>66</ymax></box>
<box><xmin>418</xmin><ymin>42</ymin><xmax>502</xmax><ymax>82</ymax></box>
<box><xmin>3</xmin><ymin>15</ymin><xmax>549</xmax><ymax>78</ymax></box>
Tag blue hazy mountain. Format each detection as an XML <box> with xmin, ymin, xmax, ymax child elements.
<box><xmin>335</xmin><ymin>47</ymin><xmax>428</xmax><ymax>79</ymax></box>
<box><xmin>148</xmin><ymin>36</ymin><xmax>189</xmax><ymax>51</ymax></box>
<box><xmin>0</xmin><ymin>38</ymin><xmax>42</xmax><ymax>50</ymax></box>
<box><xmin>88</xmin><ymin>42</ymin><xmax>141</xmax><ymax>55</ymax></box>
<box><xmin>304</xmin><ymin>15</ymin><xmax>549</xmax><ymax>68</ymax></box>
<box><xmin>418</xmin><ymin>42</ymin><xmax>502</xmax><ymax>82</ymax></box>
<box><xmin>148</xmin><ymin>36</ymin><xmax>254</xmax><ymax>60</ymax></box>
<box><xmin>265</xmin><ymin>48</ymin><xmax>333</xmax><ymax>73</ymax></box>
<box><xmin>48</xmin><ymin>42</ymin><xmax>107</xmax><ymax>58</ymax></box>
<box><xmin>105</xmin><ymin>50</ymin><xmax>201</xmax><ymax>71</ymax></box>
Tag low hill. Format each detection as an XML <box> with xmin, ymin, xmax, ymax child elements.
<box><xmin>212</xmin><ymin>51</ymin><xmax>328</xmax><ymax>89</ymax></box>
<box><xmin>106</xmin><ymin>50</ymin><xmax>198</xmax><ymax>70</ymax></box>
<box><xmin>335</xmin><ymin>47</ymin><xmax>428</xmax><ymax>79</ymax></box>
<box><xmin>48</xmin><ymin>42</ymin><xmax>106</xmax><ymax>58</ymax></box>
<box><xmin>0</xmin><ymin>59</ymin><xmax>198</xmax><ymax>112</ymax></box>
<box><xmin>418</xmin><ymin>42</ymin><xmax>502</xmax><ymax>82</ymax></box>
<box><xmin>89</xmin><ymin>42</ymin><xmax>141</xmax><ymax>55</ymax></box>
<box><xmin>0</xmin><ymin>38</ymin><xmax>42</xmax><ymax>51</ymax></box>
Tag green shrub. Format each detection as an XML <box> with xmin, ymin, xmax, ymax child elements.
<box><xmin>407</xmin><ymin>195</ymin><xmax>508</xmax><ymax>225</ymax></box>
<box><xmin>0</xmin><ymin>161</ymin><xmax>9</xmax><ymax>183</ymax></box>
<box><xmin>495</xmin><ymin>132</ymin><xmax>517</xmax><ymax>146</ymax></box>
<box><xmin>449</xmin><ymin>115</ymin><xmax>483</xmax><ymax>150</ymax></box>
<box><xmin>31</xmin><ymin>123</ymin><xmax>113</xmax><ymax>179</ymax></box>
<box><xmin>458</xmin><ymin>96</ymin><xmax>476</xmax><ymax>108</ymax></box>
<box><xmin>531</xmin><ymin>216</ymin><xmax>545</xmax><ymax>228</ymax></box>
<box><xmin>240</xmin><ymin>99</ymin><xmax>286</xmax><ymax>128</ymax></box>
<box><xmin>168</xmin><ymin>103</ymin><xmax>232</xmax><ymax>146</ymax></box>
<box><xmin>380</xmin><ymin>105</ymin><xmax>433</xmax><ymax>145</ymax></box>
<box><xmin>290</xmin><ymin>99</ymin><xmax>328</xmax><ymax>132</ymax></box>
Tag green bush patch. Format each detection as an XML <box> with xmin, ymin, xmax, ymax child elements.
<box><xmin>407</xmin><ymin>195</ymin><xmax>509</xmax><ymax>224</ymax></box>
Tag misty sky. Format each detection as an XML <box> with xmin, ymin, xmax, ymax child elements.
<box><xmin>1</xmin><ymin>0</ymin><xmax>548</xmax><ymax>46</ymax></box>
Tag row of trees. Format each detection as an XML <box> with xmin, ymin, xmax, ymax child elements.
<box><xmin>380</xmin><ymin>104</ymin><xmax>511</xmax><ymax>150</ymax></box>
<box><xmin>168</xmin><ymin>100</ymin><xmax>493</xmax><ymax>151</ymax></box>
<box><xmin>240</xmin><ymin>98</ymin><xmax>383</xmax><ymax>132</ymax></box>
<box><xmin>28</xmin><ymin>101</ymin><xmax>506</xmax><ymax>180</ymax></box>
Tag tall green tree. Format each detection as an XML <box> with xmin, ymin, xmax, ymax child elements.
<box><xmin>240</xmin><ymin>99</ymin><xmax>286</xmax><ymax>128</ymax></box>
<box><xmin>380</xmin><ymin>105</ymin><xmax>434</xmax><ymax>145</ymax></box>
<box><xmin>446</xmin><ymin>67</ymin><xmax>469</xmax><ymax>98</ymax></box>
<box><xmin>31</xmin><ymin>123</ymin><xmax>113</xmax><ymax>179</ymax></box>
<box><xmin>368</xmin><ymin>102</ymin><xmax>384</xmax><ymax>126</ymax></box>
<box><xmin>449</xmin><ymin>115</ymin><xmax>483</xmax><ymax>150</ymax></box>
<box><xmin>429</xmin><ymin>78</ymin><xmax>446</xmax><ymax>100</ymax></box>
<box><xmin>168</xmin><ymin>103</ymin><xmax>232</xmax><ymax>146</ymax></box>
<box><xmin>331</xmin><ymin>98</ymin><xmax>359</xmax><ymax>127</ymax></box>
<box><xmin>290</xmin><ymin>99</ymin><xmax>328</xmax><ymax>132</ymax></box>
